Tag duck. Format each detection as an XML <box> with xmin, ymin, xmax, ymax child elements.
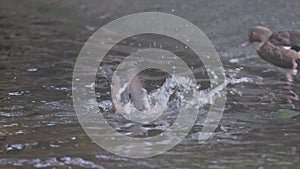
<box><xmin>100</xmin><ymin>64</ymin><xmax>181</xmax><ymax>122</ymax></box>
<box><xmin>242</xmin><ymin>26</ymin><xmax>300</xmax><ymax>82</ymax></box>
<box><xmin>100</xmin><ymin>64</ymin><xmax>150</xmax><ymax>113</ymax></box>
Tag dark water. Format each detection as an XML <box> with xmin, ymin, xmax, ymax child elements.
<box><xmin>0</xmin><ymin>0</ymin><xmax>299</xmax><ymax>168</ymax></box>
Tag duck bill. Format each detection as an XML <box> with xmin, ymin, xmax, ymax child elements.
<box><xmin>242</xmin><ymin>41</ymin><xmax>252</xmax><ymax>47</ymax></box>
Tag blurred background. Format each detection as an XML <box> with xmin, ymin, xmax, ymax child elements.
<box><xmin>0</xmin><ymin>0</ymin><xmax>299</xmax><ymax>168</ymax></box>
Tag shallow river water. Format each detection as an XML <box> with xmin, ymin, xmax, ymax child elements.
<box><xmin>0</xmin><ymin>0</ymin><xmax>299</xmax><ymax>168</ymax></box>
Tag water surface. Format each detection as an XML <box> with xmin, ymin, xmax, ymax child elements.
<box><xmin>0</xmin><ymin>0</ymin><xmax>299</xmax><ymax>168</ymax></box>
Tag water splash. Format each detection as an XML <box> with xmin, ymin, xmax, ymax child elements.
<box><xmin>99</xmin><ymin>75</ymin><xmax>227</xmax><ymax>120</ymax></box>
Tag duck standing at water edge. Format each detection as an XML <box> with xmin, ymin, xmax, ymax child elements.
<box><xmin>242</xmin><ymin>26</ymin><xmax>300</xmax><ymax>82</ymax></box>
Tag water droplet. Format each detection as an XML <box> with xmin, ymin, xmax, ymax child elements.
<box><xmin>27</xmin><ymin>68</ymin><xmax>38</xmax><ymax>72</ymax></box>
<box><xmin>10</xmin><ymin>144</ymin><xmax>24</xmax><ymax>150</ymax></box>
<box><xmin>229</xmin><ymin>58</ymin><xmax>239</xmax><ymax>63</ymax></box>
<box><xmin>15</xmin><ymin>130</ymin><xmax>25</xmax><ymax>135</ymax></box>
<box><xmin>151</xmin><ymin>42</ymin><xmax>155</xmax><ymax>47</ymax></box>
<box><xmin>9</xmin><ymin>91</ymin><xmax>23</xmax><ymax>96</ymax></box>
<box><xmin>50</xmin><ymin>144</ymin><xmax>59</xmax><ymax>148</ymax></box>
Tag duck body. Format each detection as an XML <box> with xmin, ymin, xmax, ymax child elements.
<box><xmin>243</xmin><ymin>26</ymin><xmax>300</xmax><ymax>82</ymax></box>
<box><xmin>257</xmin><ymin>41</ymin><xmax>300</xmax><ymax>69</ymax></box>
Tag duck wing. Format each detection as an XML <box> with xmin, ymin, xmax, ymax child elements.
<box><xmin>269</xmin><ymin>30</ymin><xmax>300</xmax><ymax>52</ymax></box>
<box><xmin>257</xmin><ymin>41</ymin><xmax>300</xmax><ymax>69</ymax></box>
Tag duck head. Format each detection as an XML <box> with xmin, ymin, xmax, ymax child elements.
<box><xmin>242</xmin><ymin>26</ymin><xmax>272</xmax><ymax>47</ymax></box>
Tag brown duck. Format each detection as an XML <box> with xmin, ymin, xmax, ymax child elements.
<box><xmin>242</xmin><ymin>26</ymin><xmax>300</xmax><ymax>82</ymax></box>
